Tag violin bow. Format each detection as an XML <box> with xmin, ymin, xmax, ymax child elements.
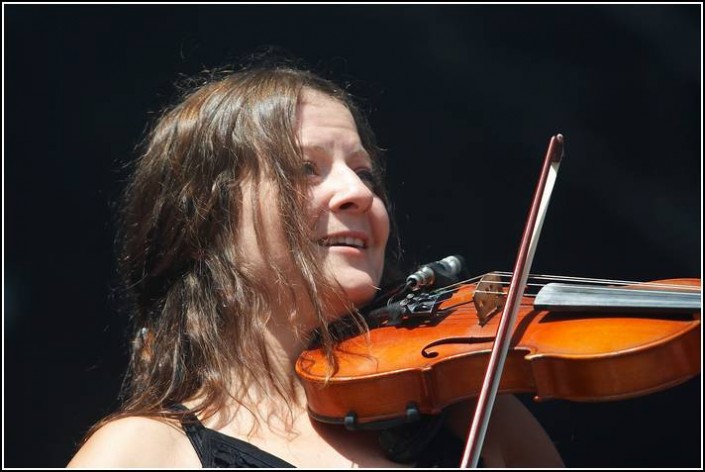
<box><xmin>460</xmin><ymin>134</ymin><xmax>565</xmax><ymax>468</ymax></box>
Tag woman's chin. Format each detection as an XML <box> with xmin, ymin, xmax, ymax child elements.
<box><xmin>340</xmin><ymin>282</ymin><xmax>379</xmax><ymax>311</ymax></box>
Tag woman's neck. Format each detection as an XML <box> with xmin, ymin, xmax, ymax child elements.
<box><xmin>265</xmin><ymin>308</ymin><xmax>313</xmax><ymax>368</ymax></box>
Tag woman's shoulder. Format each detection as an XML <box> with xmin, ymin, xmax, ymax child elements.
<box><xmin>67</xmin><ymin>415</ymin><xmax>201</xmax><ymax>468</ymax></box>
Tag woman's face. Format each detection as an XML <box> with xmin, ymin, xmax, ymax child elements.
<box><xmin>298</xmin><ymin>90</ymin><xmax>390</xmax><ymax>308</ymax></box>
<box><xmin>236</xmin><ymin>90</ymin><xmax>390</xmax><ymax>320</ymax></box>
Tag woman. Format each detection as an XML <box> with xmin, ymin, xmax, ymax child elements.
<box><xmin>68</xmin><ymin>63</ymin><xmax>564</xmax><ymax>468</ymax></box>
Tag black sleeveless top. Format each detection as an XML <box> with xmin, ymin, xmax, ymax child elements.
<box><xmin>172</xmin><ymin>405</ymin><xmax>465</xmax><ymax>468</ymax></box>
<box><xmin>172</xmin><ymin>405</ymin><xmax>294</xmax><ymax>467</ymax></box>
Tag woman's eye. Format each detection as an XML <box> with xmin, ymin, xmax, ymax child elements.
<box><xmin>302</xmin><ymin>161</ymin><xmax>318</xmax><ymax>176</ymax></box>
<box><xmin>357</xmin><ymin>169</ymin><xmax>377</xmax><ymax>187</ymax></box>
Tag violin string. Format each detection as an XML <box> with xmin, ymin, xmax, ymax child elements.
<box><xmin>427</xmin><ymin>274</ymin><xmax>487</xmax><ymax>296</ymax></box>
<box><xmin>470</xmin><ymin>286</ymin><xmax>699</xmax><ymax>298</ymax></box>
<box><xmin>481</xmin><ymin>281</ymin><xmax>701</xmax><ymax>297</ymax></box>
<box><xmin>428</xmin><ymin>272</ymin><xmax>701</xmax><ymax>298</ymax></box>
<box><xmin>498</xmin><ymin>272</ymin><xmax>701</xmax><ymax>291</ymax></box>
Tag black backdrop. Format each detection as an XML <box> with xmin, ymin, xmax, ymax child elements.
<box><xmin>5</xmin><ymin>4</ymin><xmax>702</xmax><ymax>468</ymax></box>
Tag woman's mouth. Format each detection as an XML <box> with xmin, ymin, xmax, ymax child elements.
<box><xmin>317</xmin><ymin>235</ymin><xmax>367</xmax><ymax>249</ymax></box>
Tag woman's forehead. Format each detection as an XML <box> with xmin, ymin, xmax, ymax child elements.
<box><xmin>296</xmin><ymin>91</ymin><xmax>360</xmax><ymax>146</ymax></box>
<box><xmin>297</xmin><ymin>89</ymin><xmax>351</xmax><ymax>121</ymax></box>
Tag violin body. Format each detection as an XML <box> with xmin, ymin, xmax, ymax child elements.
<box><xmin>296</xmin><ymin>278</ymin><xmax>701</xmax><ymax>427</ymax></box>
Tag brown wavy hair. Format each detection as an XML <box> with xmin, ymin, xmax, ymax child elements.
<box><xmin>82</xmin><ymin>64</ymin><xmax>401</xmax><ymax>441</ymax></box>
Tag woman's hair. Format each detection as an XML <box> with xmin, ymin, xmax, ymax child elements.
<box><xmin>88</xmin><ymin>62</ymin><xmax>401</xmax><ymax>437</ymax></box>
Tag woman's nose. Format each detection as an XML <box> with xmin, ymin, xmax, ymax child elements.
<box><xmin>327</xmin><ymin>166</ymin><xmax>374</xmax><ymax>213</ymax></box>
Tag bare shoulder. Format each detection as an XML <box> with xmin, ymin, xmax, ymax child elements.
<box><xmin>67</xmin><ymin>415</ymin><xmax>201</xmax><ymax>468</ymax></box>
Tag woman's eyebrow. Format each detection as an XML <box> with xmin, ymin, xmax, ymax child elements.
<box><xmin>349</xmin><ymin>149</ymin><xmax>372</xmax><ymax>164</ymax></box>
<box><xmin>301</xmin><ymin>143</ymin><xmax>370</xmax><ymax>161</ymax></box>
<box><xmin>301</xmin><ymin>143</ymin><xmax>329</xmax><ymax>154</ymax></box>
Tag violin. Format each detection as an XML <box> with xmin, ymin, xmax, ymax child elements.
<box><xmin>296</xmin><ymin>272</ymin><xmax>701</xmax><ymax>428</ymax></box>
<box><xmin>295</xmin><ymin>133</ymin><xmax>701</xmax><ymax>439</ymax></box>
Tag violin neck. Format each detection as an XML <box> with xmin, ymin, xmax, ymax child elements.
<box><xmin>534</xmin><ymin>283</ymin><xmax>701</xmax><ymax>314</ymax></box>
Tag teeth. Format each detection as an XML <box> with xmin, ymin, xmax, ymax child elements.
<box><xmin>319</xmin><ymin>236</ymin><xmax>366</xmax><ymax>248</ymax></box>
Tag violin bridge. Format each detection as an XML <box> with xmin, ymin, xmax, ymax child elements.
<box><xmin>473</xmin><ymin>273</ymin><xmax>506</xmax><ymax>325</ymax></box>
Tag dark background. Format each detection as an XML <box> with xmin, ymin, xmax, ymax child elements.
<box><xmin>4</xmin><ymin>4</ymin><xmax>701</xmax><ymax>468</ymax></box>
